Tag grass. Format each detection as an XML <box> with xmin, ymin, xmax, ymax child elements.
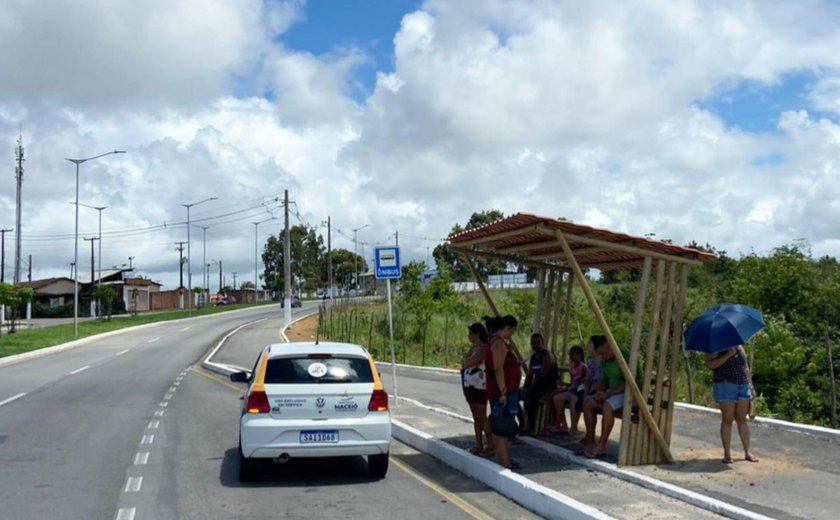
<box><xmin>0</xmin><ymin>303</ymin><xmax>275</xmax><ymax>359</ymax></box>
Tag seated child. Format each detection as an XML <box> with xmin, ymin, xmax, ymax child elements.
<box><xmin>542</xmin><ymin>345</ymin><xmax>586</xmax><ymax>436</ymax></box>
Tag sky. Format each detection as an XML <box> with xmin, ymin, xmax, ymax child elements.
<box><xmin>1</xmin><ymin>0</ymin><xmax>840</xmax><ymax>291</ymax></box>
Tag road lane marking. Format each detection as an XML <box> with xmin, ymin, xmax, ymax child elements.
<box><xmin>159</xmin><ymin>401</ymin><xmax>168</xmax><ymax>407</ymax></box>
<box><xmin>154</xmin><ymin>410</ymin><xmax>165</xmax><ymax>417</ymax></box>
<box><xmin>141</xmin><ymin>434</ymin><xmax>155</xmax><ymax>445</ymax></box>
<box><xmin>115</xmin><ymin>508</ymin><xmax>136</xmax><ymax>520</ymax></box>
<box><xmin>391</xmin><ymin>457</ymin><xmax>494</xmax><ymax>520</ymax></box>
<box><xmin>148</xmin><ymin>421</ymin><xmax>159</xmax><ymax>430</ymax></box>
<box><xmin>69</xmin><ymin>365</ymin><xmax>90</xmax><ymax>375</ymax></box>
<box><xmin>115</xmin><ymin>349</ymin><xmax>131</xmax><ymax>356</ymax></box>
<box><xmin>134</xmin><ymin>452</ymin><xmax>149</xmax><ymax>465</ymax></box>
<box><xmin>189</xmin><ymin>366</ymin><xmax>242</xmax><ymax>392</ymax></box>
<box><xmin>125</xmin><ymin>476</ymin><xmax>143</xmax><ymax>492</ymax></box>
<box><xmin>169</xmin><ymin>387</ymin><xmax>177</xmax><ymax>393</ymax></box>
<box><xmin>0</xmin><ymin>392</ymin><xmax>27</xmax><ymax>407</ymax></box>
<box><xmin>164</xmin><ymin>393</ymin><xmax>173</xmax><ymax>400</ymax></box>
<box><xmin>148</xmin><ymin>337</ymin><xmax>160</xmax><ymax>343</ymax></box>
<box><xmin>180</xmin><ymin>326</ymin><xmax>192</xmax><ymax>332</ymax></box>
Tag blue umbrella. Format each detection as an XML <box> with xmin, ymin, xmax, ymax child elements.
<box><xmin>683</xmin><ymin>303</ymin><xmax>765</xmax><ymax>354</ymax></box>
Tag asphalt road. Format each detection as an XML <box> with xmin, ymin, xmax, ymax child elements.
<box><xmin>0</xmin><ymin>305</ymin><xmax>537</xmax><ymax>520</ymax></box>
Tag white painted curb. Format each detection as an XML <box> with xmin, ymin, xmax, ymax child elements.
<box><xmin>395</xmin><ymin>395</ymin><xmax>774</xmax><ymax>520</ymax></box>
<box><xmin>0</xmin><ymin>304</ymin><xmax>282</xmax><ymax>369</ymax></box>
<box><xmin>391</xmin><ymin>418</ymin><xmax>615</xmax><ymax>520</ymax></box>
<box><xmin>675</xmin><ymin>402</ymin><xmax>840</xmax><ymax>442</ymax></box>
<box><xmin>376</xmin><ymin>361</ymin><xmax>840</xmax><ymax>442</ymax></box>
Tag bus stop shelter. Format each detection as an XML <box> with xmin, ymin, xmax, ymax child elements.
<box><xmin>448</xmin><ymin>213</ymin><xmax>716</xmax><ymax>465</ymax></box>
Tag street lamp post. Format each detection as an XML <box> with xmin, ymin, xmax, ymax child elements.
<box><xmin>352</xmin><ymin>224</ymin><xmax>369</xmax><ymax>295</ymax></box>
<box><xmin>253</xmin><ymin>217</ymin><xmax>276</xmax><ymax>305</ymax></box>
<box><xmin>193</xmin><ymin>225</ymin><xmax>209</xmax><ymax>306</ymax></box>
<box><xmin>182</xmin><ymin>197</ymin><xmax>216</xmax><ymax>316</ymax></box>
<box><xmin>66</xmin><ymin>150</ymin><xmax>125</xmax><ymax>337</ymax></box>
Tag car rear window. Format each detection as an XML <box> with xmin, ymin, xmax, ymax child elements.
<box><xmin>264</xmin><ymin>356</ymin><xmax>374</xmax><ymax>384</ymax></box>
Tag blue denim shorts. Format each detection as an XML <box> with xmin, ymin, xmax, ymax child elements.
<box><xmin>713</xmin><ymin>382</ymin><xmax>752</xmax><ymax>403</ymax></box>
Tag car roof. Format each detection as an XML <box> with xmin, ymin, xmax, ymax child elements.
<box><xmin>265</xmin><ymin>341</ymin><xmax>369</xmax><ymax>358</ymax></box>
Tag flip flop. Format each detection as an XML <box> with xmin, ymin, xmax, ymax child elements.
<box><xmin>584</xmin><ymin>448</ymin><xmax>607</xmax><ymax>459</ymax></box>
<box><xmin>468</xmin><ymin>446</ymin><xmax>482</xmax><ymax>455</ymax></box>
<box><xmin>505</xmin><ymin>459</ymin><xmax>522</xmax><ymax>470</ymax></box>
<box><xmin>745</xmin><ymin>454</ymin><xmax>759</xmax><ymax>463</ymax></box>
<box><xmin>722</xmin><ymin>457</ymin><xmax>733</xmax><ymax>464</ymax></box>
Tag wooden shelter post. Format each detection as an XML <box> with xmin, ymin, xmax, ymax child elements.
<box><xmin>550</xmin><ymin>273</ymin><xmax>565</xmax><ymax>358</ymax></box>
<box><xmin>649</xmin><ymin>262</ymin><xmax>678</xmax><ymax>463</ymax></box>
<box><xmin>533</xmin><ymin>268</ymin><xmax>546</xmax><ymax>333</ymax></box>
<box><xmin>664</xmin><ymin>264</ymin><xmax>690</xmax><ymax>443</ymax></box>
<box><xmin>542</xmin><ymin>270</ymin><xmax>557</xmax><ymax>335</ymax></box>
<box><xmin>560</xmin><ymin>272</ymin><xmax>575</xmax><ymax>366</ymax></box>
<box><xmin>618</xmin><ymin>257</ymin><xmax>652</xmax><ymax>466</ymax></box>
<box><xmin>553</xmin><ymin>231</ymin><xmax>674</xmax><ymax>463</ymax></box>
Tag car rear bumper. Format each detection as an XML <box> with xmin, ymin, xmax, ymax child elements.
<box><xmin>240</xmin><ymin>414</ymin><xmax>391</xmax><ymax>459</ymax></box>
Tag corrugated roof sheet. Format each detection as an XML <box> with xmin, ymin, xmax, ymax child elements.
<box><xmin>447</xmin><ymin>212</ymin><xmax>716</xmax><ymax>269</ymax></box>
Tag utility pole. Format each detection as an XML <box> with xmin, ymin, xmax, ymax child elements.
<box><xmin>84</xmin><ymin>237</ymin><xmax>98</xmax><ymax>317</ymax></box>
<box><xmin>283</xmin><ymin>189</ymin><xmax>291</xmax><ymax>328</ymax></box>
<box><xmin>327</xmin><ymin>216</ymin><xmax>332</xmax><ymax>301</ymax></box>
<box><xmin>175</xmin><ymin>241</ymin><xmax>185</xmax><ymax>309</ymax></box>
<box><xmin>232</xmin><ymin>272</ymin><xmax>238</xmax><ymax>290</ymax></box>
<box><xmin>395</xmin><ymin>231</ymin><xmax>399</xmax><ymax>247</ymax></box>
<box><xmin>0</xmin><ymin>228</ymin><xmax>12</xmax><ymax>283</ymax></box>
<box><xmin>27</xmin><ymin>254</ymin><xmax>32</xmax><ymax>283</ymax></box>
<box><xmin>128</xmin><ymin>256</ymin><xmax>135</xmax><ymax>270</ymax></box>
<box><xmin>14</xmin><ymin>127</ymin><xmax>24</xmax><ymax>285</ymax></box>
<box><xmin>219</xmin><ymin>260</ymin><xmax>223</xmax><ymax>293</ymax></box>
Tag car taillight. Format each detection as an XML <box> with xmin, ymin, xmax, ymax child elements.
<box><xmin>368</xmin><ymin>389</ymin><xmax>389</xmax><ymax>412</ymax></box>
<box><xmin>246</xmin><ymin>390</ymin><xmax>270</xmax><ymax>414</ymax></box>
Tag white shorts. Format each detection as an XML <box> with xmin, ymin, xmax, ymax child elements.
<box><xmin>587</xmin><ymin>393</ymin><xmax>624</xmax><ymax>411</ymax></box>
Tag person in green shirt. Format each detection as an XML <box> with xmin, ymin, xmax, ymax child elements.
<box><xmin>582</xmin><ymin>336</ymin><xmax>625</xmax><ymax>458</ymax></box>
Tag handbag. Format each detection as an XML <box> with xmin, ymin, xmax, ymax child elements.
<box><xmin>489</xmin><ymin>402</ymin><xmax>517</xmax><ymax>438</ymax></box>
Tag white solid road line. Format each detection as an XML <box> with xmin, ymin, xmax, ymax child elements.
<box><xmin>134</xmin><ymin>452</ymin><xmax>149</xmax><ymax>465</ymax></box>
<box><xmin>115</xmin><ymin>507</ymin><xmax>136</xmax><ymax>520</ymax></box>
<box><xmin>147</xmin><ymin>337</ymin><xmax>160</xmax><ymax>343</ymax></box>
<box><xmin>125</xmin><ymin>477</ymin><xmax>143</xmax><ymax>492</ymax></box>
<box><xmin>0</xmin><ymin>392</ymin><xmax>27</xmax><ymax>408</ymax></box>
<box><xmin>115</xmin><ymin>349</ymin><xmax>131</xmax><ymax>356</ymax></box>
<box><xmin>69</xmin><ymin>365</ymin><xmax>90</xmax><ymax>375</ymax></box>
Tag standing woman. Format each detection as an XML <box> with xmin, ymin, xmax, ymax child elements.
<box><xmin>462</xmin><ymin>322</ymin><xmax>494</xmax><ymax>456</ymax></box>
<box><xmin>705</xmin><ymin>346</ymin><xmax>759</xmax><ymax>464</ymax></box>
<box><xmin>484</xmin><ymin>314</ymin><xmax>521</xmax><ymax>469</ymax></box>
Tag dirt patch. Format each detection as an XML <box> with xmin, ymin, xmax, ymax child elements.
<box><xmin>665</xmin><ymin>445</ymin><xmax>809</xmax><ymax>479</ymax></box>
<box><xmin>287</xmin><ymin>313</ymin><xmax>321</xmax><ymax>343</ymax></box>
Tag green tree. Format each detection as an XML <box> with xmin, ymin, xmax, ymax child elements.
<box><xmin>433</xmin><ymin>210</ymin><xmax>506</xmax><ymax>282</ymax></box>
<box><xmin>262</xmin><ymin>225</ymin><xmax>327</xmax><ymax>294</ymax></box>
<box><xmin>92</xmin><ymin>285</ymin><xmax>117</xmax><ymax>320</ymax></box>
<box><xmin>328</xmin><ymin>248</ymin><xmax>367</xmax><ymax>291</ymax></box>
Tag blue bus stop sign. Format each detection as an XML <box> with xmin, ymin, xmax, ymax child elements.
<box><xmin>375</xmin><ymin>246</ymin><xmax>401</xmax><ymax>279</ymax></box>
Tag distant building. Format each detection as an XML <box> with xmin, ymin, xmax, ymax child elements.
<box><xmin>18</xmin><ymin>277</ymin><xmax>75</xmax><ymax>308</ymax></box>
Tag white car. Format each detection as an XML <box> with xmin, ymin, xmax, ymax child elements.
<box><xmin>231</xmin><ymin>341</ymin><xmax>392</xmax><ymax>481</ymax></box>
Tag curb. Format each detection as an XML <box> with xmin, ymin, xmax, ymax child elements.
<box><xmin>674</xmin><ymin>402</ymin><xmax>840</xmax><ymax>442</ymax></box>
<box><xmin>0</xmin><ymin>304</ymin><xmax>282</xmax><ymax>370</ymax></box>
<box><xmin>395</xmin><ymin>396</ymin><xmax>774</xmax><ymax>520</ymax></box>
<box><xmin>391</xmin><ymin>418</ymin><xmax>615</xmax><ymax>520</ymax></box>
<box><xmin>376</xmin><ymin>361</ymin><xmax>840</xmax><ymax>442</ymax></box>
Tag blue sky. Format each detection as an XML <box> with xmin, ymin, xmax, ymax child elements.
<box><xmin>280</xmin><ymin>0</ymin><xmax>422</xmax><ymax>100</ymax></box>
<box><xmin>699</xmin><ymin>70</ymin><xmax>829</xmax><ymax>134</ymax></box>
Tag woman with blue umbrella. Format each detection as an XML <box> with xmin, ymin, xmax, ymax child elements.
<box><xmin>685</xmin><ymin>304</ymin><xmax>763</xmax><ymax>464</ymax></box>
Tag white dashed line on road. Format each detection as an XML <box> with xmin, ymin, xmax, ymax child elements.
<box><xmin>124</xmin><ymin>477</ymin><xmax>143</xmax><ymax>492</ymax></box>
<box><xmin>164</xmin><ymin>394</ymin><xmax>173</xmax><ymax>400</ymax></box>
<box><xmin>115</xmin><ymin>507</ymin><xmax>136</xmax><ymax>520</ymax></box>
<box><xmin>180</xmin><ymin>326</ymin><xmax>191</xmax><ymax>332</ymax></box>
<box><xmin>0</xmin><ymin>392</ymin><xmax>27</xmax><ymax>408</ymax></box>
<box><xmin>147</xmin><ymin>337</ymin><xmax>160</xmax><ymax>343</ymax></box>
<box><xmin>115</xmin><ymin>349</ymin><xmax>131</xmax><ymax>356</ymax></box>
<box><xmin>134</xmin><ymin>452</ymin><xmax>149</xmax><ymax>465</ymax></box>
<box><xmin>154</xmin><ymin>410</ymin><xmax>165</xmax><ymax>417</ymax></box>
<box><xmin>147</xmin><ymin>421</ymin><xmax>159</xmax><ymax>430</ymax></box>
<box><xmin>169</xmin><ymin>387</ymin><xmax>177</xmax><ymax>393</ymax></box>
<box><xmin>69</xmin><ymin>365</ymin><xmax>90</xmax><ymax>375</ymax></box>
<box><xmin>159</xmin><ymin>401</ymin><xmax>168</xmax><ymax>407</ymax></box>
<box><xmin>141</xmin><ymin>434</ymin><xmax>155</xmax><ymax>445</ymax></box>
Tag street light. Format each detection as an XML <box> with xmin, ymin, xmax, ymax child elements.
<box><xmin>193</xmin><ymin>225</ymin><xmax>209</xmax><ymax>306</ymax></box>
<box><xmin>182</xmin><ymin>197</ymin><xmax>216</xmax><ymax>316</ymax></box>
<box><xmin>352</xmin><ymin>224</ymin><xmax>369</xmax><ymax>294</ymax></box>
<box><xmin>78</xmin><ymin>203</ymin><xmax>107</xmax><ymax>317</ymax></box>
<box><xmin>253</xmin><ymin>217</ymin><xmax>276</xmax><ymax>305</ymax></box>
<box><xmin>66</xmin><ymin>150</ymin><xmax>125</xmax><ymax>337</ymax></box>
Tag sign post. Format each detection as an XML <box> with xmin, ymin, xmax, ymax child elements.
<box><xmin>375</xmin><ymin>246</ymin><xmax>401</xmax><ymax>403</ymax></box>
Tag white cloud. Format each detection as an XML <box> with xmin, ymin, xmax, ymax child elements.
<box><xmin>3</xmin><ymin>0</ymin><xmax>840</xmax><ymax>289</ymax></box>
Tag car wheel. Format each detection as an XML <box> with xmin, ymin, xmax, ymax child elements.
<box><xmin>239</xmin><ymin>439</ymin><xmax>258</xmax><ymax>482</ymax></box>
<box><xmin>368</xmin><ymin>452</ymin><xmax>389</xmax><ymax>479</ymax></box>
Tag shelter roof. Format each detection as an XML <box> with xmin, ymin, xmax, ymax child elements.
<box><xmin>447</xmin><ymin>213</ymin><xmax>716</xmax><ymax>270</ymax></box>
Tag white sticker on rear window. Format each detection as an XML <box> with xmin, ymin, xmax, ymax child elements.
<box><xmin>308</xmin><ymin>362</ymin><xmax>328</xmax><ymax>378</ymax></box>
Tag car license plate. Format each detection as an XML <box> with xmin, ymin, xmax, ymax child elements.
<box><xmin>300</xmin><ymin>430</ymin><xmax>339</xmax><ymax>444</ymax></box>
